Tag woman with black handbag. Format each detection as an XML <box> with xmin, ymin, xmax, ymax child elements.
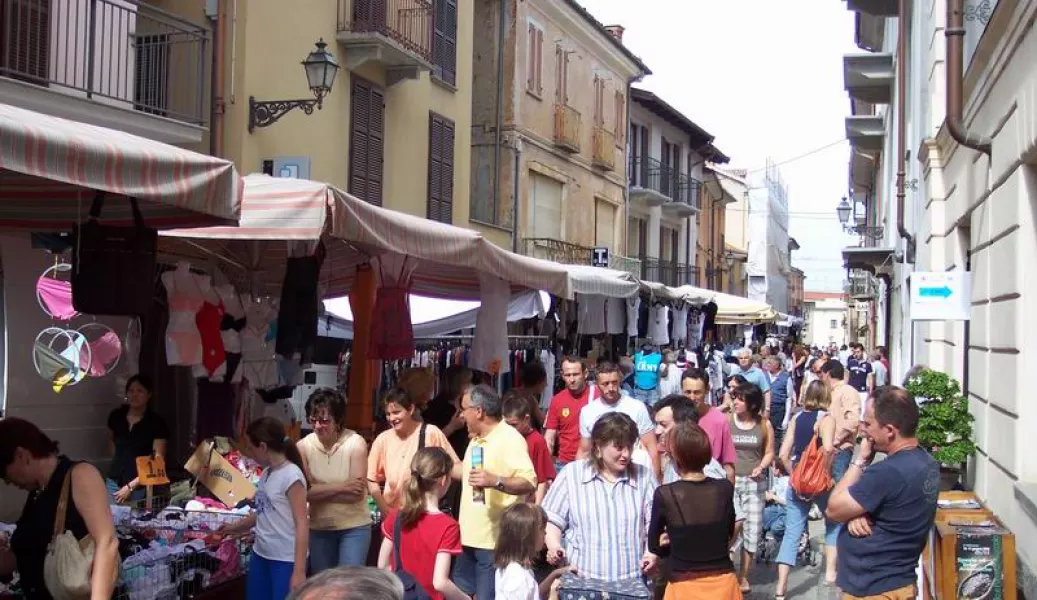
<box><xmin>0</xmin><ymin>418</ymin><xmax>118</xmax><ymax>600</ymax></box>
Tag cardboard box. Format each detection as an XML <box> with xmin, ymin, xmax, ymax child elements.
<box><xmin>930</xmin><ymin>517</ymin><xmax>1017</xmax><ymax>600</ymax></box>
<box><xmin>184</xmin><ymin>440</ymin><xmax>256</xmax><ymax>507</ymax></box>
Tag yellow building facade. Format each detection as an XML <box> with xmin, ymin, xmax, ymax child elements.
<box><xmin>470</xmin><ymin>0</ymin><xmax>649</xmax><ymax>255</ymax></box>
<box><xmin>168</xmin><ymin>0</ymin><xmax>474</xmax><ymax>222</ymax></box>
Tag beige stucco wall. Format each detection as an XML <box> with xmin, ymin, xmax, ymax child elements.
<box><xmin>209</xmin><ymin>0</ymin><xmax>473</xmax><ymax>222</ymax></box>
<box><xmin>915</xmin><ymin>0</ymin><xmax>1037</xmax><ymax>584</ymax></box>
<box><xmin>470</xmin><ymin>0</ymin><xmax>638</xmax><ymax>253</ymax></box>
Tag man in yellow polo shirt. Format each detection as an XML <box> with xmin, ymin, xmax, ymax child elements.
<box><xmin>454</xmin><ymin>383</ymin><xmax>537</xmax><ymax>600</ymax></box>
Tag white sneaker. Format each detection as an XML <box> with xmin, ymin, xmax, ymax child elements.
<box><xmin>809</xmin><ymin>505</ymin><xmax>822</xmax><ymax>520</ymax></box>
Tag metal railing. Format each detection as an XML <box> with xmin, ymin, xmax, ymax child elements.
<box><xmin>609</xmin><ymin>254</ymin><xmax>641</xmax><ymax>278</ymax></box>
<box><xmin>338</xmin><ymin>0</ymin><xmax>433</xmax><ymax>62</ymax></box>
<box><xmin>0</xmin><ymin>0</ymin><xmax>209</xmax><ymax>124</ymax></box>
<box><xmin>845</xmin><ymin>273</ymin><xmax>878</xmax><ymax>299</ymax></box>
<box><xmin>592</xmin><ymin>126</ymin><xmax>615</xmax><ymax>170</ymax></box>
<box><xmin>628</xmin><ymin>155</ymin><xmax>702</xmax><ymax>210</ymax></box>
<box><xmin>523</xmin><ymin>237</ymin><xmax>591</xmax><ymax>265</ymax></box>
<box><xmin>640</xmin><ymin>257</ymin><xmax>692</xmax><ymax>287</ymax></box>
<box><xmin>553</xmin><ymin>103</ymin><xmax>581</xmax><ymax>152</ymax></box>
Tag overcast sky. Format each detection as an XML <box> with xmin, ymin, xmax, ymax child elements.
<box><xmin>578</xmin><ymin>0</ymin><xmax>861</xmax><ymax>292</ymax></box>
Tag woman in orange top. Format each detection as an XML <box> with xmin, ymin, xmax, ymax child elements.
<box><xmin>367</xmin><ymin>387</ymin><xmax>462</xmax><ymax>515</ymax></box>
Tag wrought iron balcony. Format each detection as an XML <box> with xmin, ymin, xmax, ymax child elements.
<box><xmin>640</xmin><ymin>257</ymin><xmax>692</xmax><ymax>287</ymax></box>
<box><xmin>337</xmin><ymin>0</ymin><xmax>433</xmax><ymax>77</ymax></box>
<box><xmin>0</xmin><ymin>0</ymin><xmax>209</xmax><ymax>125</ymax></box>
<box><xmin>553</xmin><ymin>103</ymin><xmax>581</xmax><ymax>153</ymax></box>
<box><xmin>524</xmin><ymin>238</ymin><xmax>592</xmax><ymax>265</ymax></box>
<box><xmin>665</xmin><ymin>175</ymin><xmax>701</xmax><ymax>216</ymax></box>
<box><xmin>609</xmin><ymin>254</ymin><xmax>641</xmax><ymax>278</ymax></box>
<box><xmin>629</xmin><ymin>154</ymin><xmax>701</xmax><ymax>213</ymax></box>
<box><xmin>845</xmin><ymin>273</ymin><xmax>878</xmax><ymax>300</ymax></box>
<box><xmin>592</xmin><ymin>126</ymin><xmax>615</xmax><ymax>171</ymax></box>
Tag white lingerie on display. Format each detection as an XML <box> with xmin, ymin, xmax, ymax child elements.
<box><xmin>577</xmin><ymin>294</ymin><xmax>606</xmax><ymax>335</ymax></box>
<box><xmin>648</xmin><ymin>303</ymin><xmax>670</xmax><ymax>346</ymax></box>
<box><xmin>236</xmin><ymin>296</ymin><xmax>279</xmax><ymax>389</ymax></box>
<box><xmin>471</xmin><ymin>272</ymin><xmax>511</xmax><ymax>374</ymax></box>
<box><xmin>670</xmin><ymin>305</ymin><xmax>689</xmax><ymax>345</ymax></box>
<box><xmin>605</xmin><ymin>296</ymin><xmax>626</xmax><ymax>335</ymax></box>
<box><xmin>625</xmin><ymin>296</ymin><xmax>640</xmax><ymax>337</ymax></box>
<box><xmin>161</xmin><ymin>262</ymin><xmax>206</xmax><ymax>367</ymax></box>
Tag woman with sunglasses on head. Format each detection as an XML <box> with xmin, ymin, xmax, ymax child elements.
<box><xmin>296</xmin><ymin>388</ymin><xmax>372</xmax><ymax>572</ymax></box>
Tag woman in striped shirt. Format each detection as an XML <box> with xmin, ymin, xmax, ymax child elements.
<box><xmin>542</xmin><ymin>412</ymin><xmax>657</xmax><ymax>584</ymax></box>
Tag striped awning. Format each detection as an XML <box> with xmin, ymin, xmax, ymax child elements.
<box><xmin>0</xmin><ymin>102</ymin><xmax>241</xmax><ymax>231</ymax></box>
<box><xmin>711</xmin><ymin>291</ymin><xmax>777</xmax><ymax>324</ymax></box>
<box><xmin>161</xmin><ymin>175</ymin><xmax>644</xmax><ymax>300</ymax></box>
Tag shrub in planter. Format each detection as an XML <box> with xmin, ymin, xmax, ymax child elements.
<box><xmin>903</xmin><ymin>368</ymin><xmax>976</xmax><ymax>467</ymax></box>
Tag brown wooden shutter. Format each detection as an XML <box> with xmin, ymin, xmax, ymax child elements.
<box><xmin>349</xmin><ymin>77</ymin><xmax>384</xmax><ymax>206</ymax></box>
<box><xmin>527</xmin><ymin>24</ymin><xmax>535</xmax><ymax>90</ymax></box>
<box><xmin>427</xmin><ymin>112</ymin><xmax>455</xmax><ymax>223</ymax></box>
<box><xmin>433</xmin><ymin>0</ymin><xmax>457</xmax><ymax>85</ymax></box>
<box><xmin>0</xmin><ymin>0</ymin><xmax>50</xmax><ymax>83</ymax></box>
<box><xmin>535</xmin><ymin>28</ymin><xmax>543</xmax><ymax>93</ymax></box>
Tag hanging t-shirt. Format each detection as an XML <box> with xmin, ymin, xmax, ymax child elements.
<box><xmin>471</xmin><ymin>272</ymin><xmax>510</xmax><ymax>374</ymax></box>
<box><xmin>578</xmin><ymin>294</ymin><xmax>607</xmax><ymax>335</ymax></box>
<box><xmin>648</xmin><ymin>304</ymin><xmax>670</xmax><ymax>345</ymax></box>
<box><xmin>633</xmin><ymin>351</ymin><xmax>663</xmax><ymax>390</ymax></box>
<box><xmin>670</xmin><ymin>305</ymin><xmax>689</xmax><ymax>345</ymax></box>
<box><xmin>539</xmin><ymin>350</ymin><xmax>556</xmax><ymax>411</ymax></box>
<box><xmin>626</xmin><ymin>296</ymin><xmax>641</xmax><ymax>337</ymax></box>
<box><xmin>606</xmin><ymin>296</ymin><xmax>626</xmax><ymax>335</ymax></box>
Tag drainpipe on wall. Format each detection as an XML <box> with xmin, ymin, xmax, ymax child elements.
<box><xmin>945</xmin><ymin>0</ymin><xmax>993</xmax><ymax>155</ymax></box>
<box><xmin>493</xmin><ymin>0</ymin><xmax>507</xmax><ymax>228</ymax></box>
<box><xmin>895</xmin><ymin>0</ymin><xmax>914</xmax><ymax>261</ymax></box>
<box><xmin>510</xmin><ymin>133</ymin><xmax>522</xmax><ymax>253</ymax></box>
<box><xmin>208</xmin><ymin>0</ymin><xmax>226</xmax><ymax>157</ymax></box>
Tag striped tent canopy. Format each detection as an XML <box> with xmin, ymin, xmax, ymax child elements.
<box><xmin>710</xmin><ymin>291</ymin><xmax>777</xmax><ymax>324</ymax></box>
<box><xmin>160</xmin><ymin>175</ymin><xmax>642</xmax><ymax>301</ymax></box>
<box><xmin>0</xmin><ymin>103</ymin><xmax>241</xmax><ymax>231</ymax></box>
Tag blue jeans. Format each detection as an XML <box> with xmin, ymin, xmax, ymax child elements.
<box><xmin>105</xmin><ymin>478</ymin><xmax>146</xmax><ymax>505</ymax></box>
<box><xmin>308</xmin><ymin>525</ymin><xmax>372</xmax><ymax>573</ymax></box>
<box><xmin>452</xmin><ymin>546</ymin><xmax>496</xmax><ymax>600</ymax></box>
<box><xmin>775</xmin><ymin>486</ymin><xmax>839</xmax><ymax>567</ymax></box>
<box><xmin>247</xmin><ymin>553</ymin><xmax>294</xmax><ymax>600</ymax></box>
<box><xmin>763</xmin><ymin>504</ymin><xmax>786</xmax><ymax>539</ymax></box>
<box><xmin>631</xmin><ymin>386</ymin><xmax>660</xmax><ymax>407</ymax></box>
<box><xmin>832</xmin><ymin>448</ymin><xmax>853</xmax><ymax>482</ymax></box>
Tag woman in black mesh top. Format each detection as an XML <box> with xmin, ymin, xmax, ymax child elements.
<box><xmin>646</xmin><ymin>420</ymin><xmax>742</xmax><ymax>599</ymax></box>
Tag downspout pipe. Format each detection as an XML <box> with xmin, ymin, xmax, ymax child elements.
<box><xmin>945</xmin><ymin>0</ymin><xmax>993</xmax><ymax>155</ymax></box>
<box><xmin>493</xmin><ymin>0</ymin><xmax>507</xmax><ymax>228</ymax></box>
<box><xmin>210</xmin><ymin>0</ymin><xmax>226</xmax><ymax>157</ymax></box>
<box><xmin>895</xmin><ymin>0</ymin><xmax>914</xmax><ymax>257</ymax></box>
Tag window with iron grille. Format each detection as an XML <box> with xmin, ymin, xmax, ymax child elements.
<box><xmin>349</xmin><ymin>77</ymin><xmax>385</xmax><ymax>206</ymax></box>
<box><xmin>0</xmin><ymin>0</ymin><xmax>50</xmax><ymax>83</ymax></box>
<box><xmin>432</xmin><ymin>0</ymin><xmax>457</xmax><ymax>85</ymax></box>
<box><xmin>427</xmin><ymin>112</ymin><xmax>455</xmax><ymax>223</ymax></box>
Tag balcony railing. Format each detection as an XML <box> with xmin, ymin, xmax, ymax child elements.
<box><xmin>592</xmin><ymin>127</ymin><xmax>615</xmax><ymax>170</ymax></box>
<box><xmin>609</xmin><ymin>254</ymin><xmax>641</xmax><ymax>278</ymax></box>
<box><xmin>640</xmin><ymin>257</ymin><xmax>692</xmax><ymax>287</ymax></box>
<box><xmin>553</xmin><ymin>103</ymin><xmax>581</xmax><ymax>153</ymax></box>
<box><xmin>845</xmin><ymin>273</ymin><xmax>878</xmax><ymax>299</ymax></box>
<box><xmin>337</xmin><ymin>0</ymin><xmax>433</xmax><ymax>62</ymax></box>
<box><xmin>629</xmin><ymin>154</ymin><xmax>702</xmax><ymax>210</ymax></box>
<box><xmin>0</xmin><ymin>0</ymin><xmax>209</xmax><ymax>124</ymax></box>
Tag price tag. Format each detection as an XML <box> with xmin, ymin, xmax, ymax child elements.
<box><xmin>135</xmin><ymin>455</ymin><xmax>170</xmax><ymax>486</ymax></box>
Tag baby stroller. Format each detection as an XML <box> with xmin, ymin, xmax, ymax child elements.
<box><xmin>757</xmin><ymin>529</ymin><xmax>816</xmax><ymax>567</ymax></box>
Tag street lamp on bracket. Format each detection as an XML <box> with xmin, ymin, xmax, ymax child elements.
<box><xmin>248</xmin><ymin>39</ymin><xmax>340</xmax><ymax>133</ymax></box>
<box><xmin>837</xmin><ymin>196</ymin><xmax>884</xmax><ymax>241</ymax></box>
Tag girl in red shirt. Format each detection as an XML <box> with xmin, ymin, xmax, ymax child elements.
<box><xmin>378</xmin><ymin>447</ymin><xmax>468</xmax><ymax>600</ymax></box>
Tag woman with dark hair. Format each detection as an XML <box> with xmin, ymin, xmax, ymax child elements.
<box><xmin>0</xmin><ymin>418</ymin><xmax>119</xmax><ymax>600</ymax></box>
<box><xmin>367</xmin><ymin>387</ymin><xmax>461</xmax><ymax>516</ymax></box>
<box><xmin>647</xmin><ymin>420</ymin><xmax>740</xmax><ymax>599</ymax></box>
<box><xmin>542</xmin><ymin>412</ymin><xmax>657</xmax><ymax>584</ymax></box>
<box><xmin>107</xmin><ymin>374</ymin><xmax>169</xmax><ymax>504</ymax></box>
<box><xmin>727</xmin><ymin>383</ymin><xmax>774</xmax><ymax>592</ymax></box>
<box><xmin>720</xmin><ymin>374</ymin><xmax>748</xmax><ymax>413</ymax></box>
<box><xmin>297</xmin><ymin>388</ymin><xmax>371</xmax><ymax>572</ymax></box>
<box><xmin>423</xmin><ymin>365</ymin><xmax>473</xmax><ymax>459</ymax></box>
<box><xmin>222</xmin><ymin>417</ymin><xmax>309</xmax><ymax>598</ymax></box>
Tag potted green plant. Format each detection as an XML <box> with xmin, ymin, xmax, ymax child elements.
<box><xmin>903</xmin><ymin>368</ymin><xmax>976</xmax><ymax>490</ymax></box>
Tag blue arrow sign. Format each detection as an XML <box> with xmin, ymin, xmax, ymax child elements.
<box><xmin>919</xmin><ymin>286</ymin><xmax>952</xmax><ymax>298</ymax></box>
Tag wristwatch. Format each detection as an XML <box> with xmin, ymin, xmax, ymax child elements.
<box><xmin>852</xmin><ymin>458</ymin><xmax>871</xmax><ymax>470</ymax></box>
<box><xmin>494</xmin><ymin>477</ymin><xmax>506</xmax><ymax>491</ymax></box>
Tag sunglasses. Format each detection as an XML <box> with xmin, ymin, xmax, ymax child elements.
<box><xmin>308</xmin><ymin>417</ymin><xmax>332</xmax><ymax>426</ymax></box>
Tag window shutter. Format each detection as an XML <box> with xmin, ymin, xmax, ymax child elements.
<box><xmin>614</xmin><ymin>91</ymin><xmax>624</xmax><ymax>142</ymax></box>
<box><xmin>427</xmin><ymin>115</ymin><xmax>443</xmax><ymax>221</ymax></box>
<box><xmin>554</xmin><ymin>45</ymin><xmax>562</xmax><ymax>101</ymax></box>
<box><xmin>535</xmin><ymin>28</ymin><xmax>543</xmax><ymax>93</ymax></box>
<box><xmin>349</xmin><ymin>77</ymin><xmax>384</xmax><ymax>206</ymax></box>
<box><xmin>527</xmin><ymin>24</ymin><xmax>535</xmax><ymax>90</ymax></box>
<box><xmin>432</xmin><ymin>0</ymin><xmax>457</xmax><ymax>85</ymax></box>
<box><xmin>441</xmin><ymin>118</ymin><xmax>455</xmax><ymax>223</ymax></box>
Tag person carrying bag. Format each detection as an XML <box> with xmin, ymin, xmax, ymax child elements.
<box><xmin>44</xmin><ymin>471</ymin><xmax>117</xmax><ymax>600</ymax></box>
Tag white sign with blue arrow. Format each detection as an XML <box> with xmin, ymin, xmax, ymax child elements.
<box><xmin>909</xmin><ymin>271</ymin><xmax>971</xmax><ymax>321</ymax></box>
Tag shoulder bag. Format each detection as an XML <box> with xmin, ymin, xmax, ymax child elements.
<box><xmin>790</xmin><ymin>418</ymin><xmax>833</xmax><ymax>500</ymax></box>
<box><xmin>393</xmin><ymin>514</ymin><xmax>433</xmax><ymax>600</ymax></box>
<box><xmin>71</xmin><ymin>191</ymin><xmax>157</xmax><ymax>316</ymax></box>
<box><xmin>43</xmin><ymin>471</ymin><xmax>98</xmax><ymax>600</ymax></box>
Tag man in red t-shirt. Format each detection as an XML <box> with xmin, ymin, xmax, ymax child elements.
<box><xmin>502</xmin><ymin>391</ymin><xmax>557</xmax><ymax>503</ymax></box>
<box><xmin>544</xmin><ymin>357</ymin><xmax>595</xmax><ymax>472</ymax></box>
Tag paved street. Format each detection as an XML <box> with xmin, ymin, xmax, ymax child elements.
<box><xmin>741</xmin><ymin>520</ymin><xmax>841</xmax><ymax>600</ymax></box>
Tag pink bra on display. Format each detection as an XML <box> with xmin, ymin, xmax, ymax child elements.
<box><xmin>77</xmin><ymin>323</ymin><xmax>122</xmax><ymax>377</ymax></box>
<box><xmin>36</xmin><ymin>264</ymin><xmax>79</xmax><ymax>321</ymax></box>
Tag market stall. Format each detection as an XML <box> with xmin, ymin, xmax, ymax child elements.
<box><xmin>0</xmin><ymin>102</ymin><xmax>245</xmax><ymax>600</ymax></box>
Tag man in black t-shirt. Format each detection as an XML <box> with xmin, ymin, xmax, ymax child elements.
<box><xmin>826</xmin><ymin>386</ymin><xmax>939</xmax><ymax>598</ymax></box>
<box><xmin>845</xmin><ymin>343</ymin><xmax>874</xmax><ymax>401</ymax></box>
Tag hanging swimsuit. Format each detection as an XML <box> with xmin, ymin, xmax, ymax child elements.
<box><xmin>37</xmin><ymin>276</ymin><xmax>79</xmax><ymax>321</ymax></box>
<box><xmin>196</xmin><ymin>302</ymin><xmax>227</xmax><ymax>377</ymax></box>
<box><xmin>165</xmin><ymin>271</ymin><xmax>205</xmax><ymax>367</ymax></box>
<box><xmin>81</xmin><ymin>331</ymin><xmax>122</xmax><ymax>377</ymax></box>
<box><xmin>219</xmin><ymin>313</ymin><xmax>246</xmax><ymax>382</ymax></box>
